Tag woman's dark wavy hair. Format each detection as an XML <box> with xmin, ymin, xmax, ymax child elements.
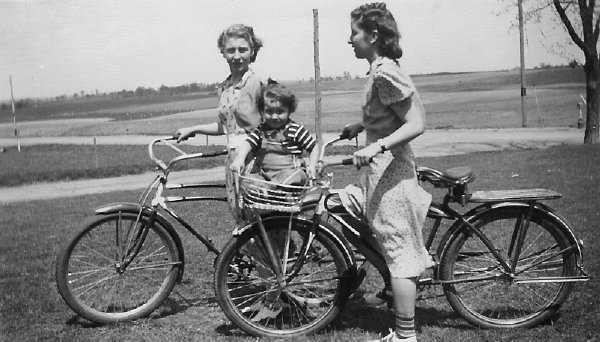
<box><xmin>351</xmin><ymin>2</ymin><xmax>403</xmax><ymax>59</ymax></box>
<box><xmin>217</xmin><ymin>24</ymin><xmax>263</xmax><ymax>63</ymax></box>
<box><xmin>256</xmin><ymin>79</ymin><xmax>298</xmax><ymax>114</ymax></box>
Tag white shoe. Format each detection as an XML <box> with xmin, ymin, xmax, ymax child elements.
<box><xmin>368</xmin><ymin>329</ymin><xmax>417</xmax><ymax>342</ymax></box>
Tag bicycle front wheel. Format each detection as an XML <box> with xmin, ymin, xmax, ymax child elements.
<box><xmin>55</xmin><ymin>212</ymin><xmax>181</xmax><ymax>323</ymax></box>
<box><xmin>439</xmin><ymin>206</ymin><xmax>577</xmax><ymax>328</ymax></box>
<box><xmin>214</xmin><ymin>217</ymin><xmax>352</xmax><ymax>337</ymax></box>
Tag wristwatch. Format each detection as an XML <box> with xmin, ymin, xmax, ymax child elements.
<box><xmin>377</xmin><ymin>138</ymin><xmax>387</xmax><ymax>153</ymax></box>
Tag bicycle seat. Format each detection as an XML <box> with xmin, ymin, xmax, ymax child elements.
<box><xmin>417</xmin><ymin>166</ymin><xmax>475</xmax><ymax>188</ymax></box>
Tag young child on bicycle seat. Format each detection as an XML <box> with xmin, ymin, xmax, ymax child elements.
<box><xmin>229</xmin><ymin>80</ymin><xmax>319</xmax><ymax>186</ymax></box>
<box><xmin>230</xmin><ymin>80</ymin><xmax>318</xmax><ymax>322</ymax></box>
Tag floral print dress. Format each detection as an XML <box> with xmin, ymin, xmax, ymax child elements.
<box><xmin>217</xmin><ymin>69</ymin><xmax>264</xmax><ymax>224</ymax></box>
<box><xmin>360</xmin><ymin>57</ymin><xmax>434</xmax><ymax>278</ymax></box>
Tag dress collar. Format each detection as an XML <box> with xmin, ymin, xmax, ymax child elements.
<box><xmin>223</xmin><ymin>68</ymin><xmax>254</xmax><ymax>90</ymax></box>
<box><xmin>372</xmin><ymin>56</ymin><xmax>387</xmax><ymax>67</ymax></box>
<box><xmin>367</xmin><ymin>56</ymin><xmax>397</xmax><ymax>75</ymax></box>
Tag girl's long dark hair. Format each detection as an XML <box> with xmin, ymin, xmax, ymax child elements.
<box><xmin>351</xmin><ymin>2</ymin><xmax>403</xmax><ymax>59</ymax></box>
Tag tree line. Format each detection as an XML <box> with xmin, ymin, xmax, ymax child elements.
<box><xmin>0</xmin><ymin>73</ymin><xmax>360</xmax><ymax>111</ymax></box>
<box><xmin>0</xmin><ymin>82</ymin><xmax>220</xmax><ymax>111</ymax></box>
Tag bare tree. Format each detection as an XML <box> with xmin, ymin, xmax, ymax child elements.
<box><xmin>554</xmin><ymin>0</ymin><xmax>599</xmax><ymax>143</ymax></box>
<box><xmin>501</xmin><ymin>0</ymin><xmax>599</xmax><ymax>143</ymax></box>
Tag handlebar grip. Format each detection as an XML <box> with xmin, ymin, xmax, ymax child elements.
<box><xmin>341</xmin><ymin>157</ymin><xmax>353</xmax><ymax>165</ymax></box>
<box><xmin>340</xmin><ymin>157</ymin><xmax>373</xmax><ymax>166</ymax></box>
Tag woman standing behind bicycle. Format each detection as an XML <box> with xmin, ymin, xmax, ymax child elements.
<box><xmin>341</xmin><ymin>3</ymin><xmax>433</xmax><ymax>342</ymax></box>
<box><xmin>175</xmin><ymin>24</ymin><xmax>266</xmax><ymax>223</ymax></box>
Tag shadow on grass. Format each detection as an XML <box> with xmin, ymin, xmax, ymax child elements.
<box><xmin>330</xmin><ymin>296</ymin><xmax>474</xmax><ymax>334</ymax></box>
<box><xmin>65</xmin><ymin>315</ymin><xmax>104</xmax><ymax>328</ymax></box>
<box><xmin>152</xmin><ymin>289</ymin><xmax>220</xmax><ymax>319</ymax></box>
<box><xmin>63</xmin><ymin>293</ymin><xmax>221</xmax><ymax>328</ymax></box>
<box><xmin>210</xmin><ymin>290</ymin><xmax>476</xmax><ymax>337</ymax></box>
<box><xmin>215</xmin><ymin>323</ymin><xmax>251</xmax><ymax>337</ymax></box>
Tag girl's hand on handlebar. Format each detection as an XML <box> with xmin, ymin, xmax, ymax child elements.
<box><xmin>175</xmin><ymin>127</ymin><xmax>195</xmax><ymax>142</ymax></box>
<box><xmin>340</xmin><ymin>123</ymin><xmax>364</xmax><ymax>140</ymax></box>
<box><xmin>353</xmin><ymin>144</ymin><xmax>380</xmax><ymax>168</ymax></box>
<box><xmin>229</xmin><ymin>160</ymin><xmax>244</xmax><ymax>174</ymax></box>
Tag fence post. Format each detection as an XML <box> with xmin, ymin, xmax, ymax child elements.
<box><xmin>313</xmin><ymin>9</ymin><xmax>322</xmax><ymax>145</ymax></box>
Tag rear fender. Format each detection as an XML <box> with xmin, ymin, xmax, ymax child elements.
<box><xmin>94</xmin><ymin>202</ymin><xmax>186</xmax><ymax>283</ymax></box>
<box><xmin>436</xmin><ymin>202</ymin><xmax>583</xmax><ymax>262</ymax></box>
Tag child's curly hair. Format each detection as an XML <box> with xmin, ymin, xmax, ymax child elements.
<box><xmin>351</xmin><ymin>2</ymin><xmax>403</xmax><ymax>59</ymax></box>
<box><xmin>256</xmin><ymin>79</ymin><xmax>298</xmax><ymax>113</ymax></box>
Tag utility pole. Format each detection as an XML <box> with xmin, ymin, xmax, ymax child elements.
<box><xmin>518</xmin><ymin>0</ymin><xmax>527</xmax><ymax>127</ymax></box>
<box><xmin>313</xmin><ymin>9</ymin><xmax>322</xmax><ymax>145</ymax></box>
<box><xmin>10</xmin><ymin>75</ymin><xmax>20</xmax><ymax>152</ymax></box>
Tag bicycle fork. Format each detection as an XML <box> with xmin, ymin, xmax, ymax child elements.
<box><xmin>115</xmin><ymin>208</ymin><xmax>156</xmax><ymax>274</ymax></box>
<box><xmin>118</xmin><ymin>177</ymin><xmax>164</xmax><ymax>273</ymax></box>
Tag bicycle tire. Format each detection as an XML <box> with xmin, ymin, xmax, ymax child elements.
<box><xmin>439</xmin><ymin>206</ymin><xmax>577</xmax><ymax>328</ymax></box>
<box><xmin>55</xmin><ymin>212</ymin><xmax>181</xmax><ymax>323</ymax></box>
<box><xmin>214</xmin><ymin>217</ymin><xmax>352</xmax><ymax>337</ymax></box>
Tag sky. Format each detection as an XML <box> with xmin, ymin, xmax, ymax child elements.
<box><xmin>0</xmin><ymin>0</ymin><xmax>579</xmax><ymax>100</ymax></box>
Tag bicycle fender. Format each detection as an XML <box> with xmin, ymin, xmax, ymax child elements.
<box><xmin>528</xmin><ymin>202</ymin><xmax>585</xmax><ymax>263</ymax></box>
<box><xmin>437</xmin><ymin>202</ymin><xmax>583</xmax><ymax>262</ymax></box>
<box><xmin>233</xmin><ymin>214</ymin><xmax>357</xmax><ymax>269</ymax></box>
<box><xmin>93</xmin><ymin>202</ymin><xmax>186</xmax><ymax>283</ymax></box>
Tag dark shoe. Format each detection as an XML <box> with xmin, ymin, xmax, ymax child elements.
<box><xmin>364</xmin><ymin>287</ymin><xmax>393</xmax><ymax>308</ymax></box>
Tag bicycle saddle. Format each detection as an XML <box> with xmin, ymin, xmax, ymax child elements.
<box><xmin>417</xmin><ymin>166</ymin><xmax>475</xmax><ymax>187</ymax></box>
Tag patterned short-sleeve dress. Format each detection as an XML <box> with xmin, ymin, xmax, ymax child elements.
<box><xmin>217</xmin><ymin>69</ymin><xmax>264</xmax><ymax>224</ymax></box>
<box><xmin>361</xmin><ymin>57</ymin><xmax>434</xmax><ymax>278</ymax></box>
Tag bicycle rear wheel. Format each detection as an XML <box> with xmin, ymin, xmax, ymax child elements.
<box><xmin>55</xmin><ymin>212</ymin><xmax>181</xmax><ymax>323</ymax></box>
<box><xmin>439</xmin><ymin>206</ymin><xmax>577</xmax><ymax>328</ymax></box>
<box><xmin>214</xmin><ymin>217</ymin><xmax>352</xmax><ymax>337</ymax></box>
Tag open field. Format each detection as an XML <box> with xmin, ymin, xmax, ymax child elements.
<box><xmin>0</xmin><ymin>68</ymin><xmax>586</xmax><ymax>138</ymax></box>
<box><xmin>1</xmin><ymin>144</ymin><xmax>599</xmax><ymax>342</ymax></box>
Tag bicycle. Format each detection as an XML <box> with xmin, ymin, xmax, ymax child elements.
<box><xmin>213</xmin><ymin>135</ymin><xmax>590</xmax><ymax>338</ymax></box>
<box><xmin>55</xmin><ymin>137</ymin><xmax>230</xmax><ymax>324</ymax></box>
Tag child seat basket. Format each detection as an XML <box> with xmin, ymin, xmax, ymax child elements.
<box><xmin>238</xmin><ymin>175</ymin><xmax>311</xmax><ymax>213</ymax></box>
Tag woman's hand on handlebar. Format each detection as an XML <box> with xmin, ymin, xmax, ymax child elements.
<box><xmin>229</xmin><ymin>159</ymin><xmax>244</xmax><ymax>174</ymax></box>
<box><xmin>340</xmin><ymin>122</ymin><xmax>364</xmax><ymax>140</ymax></box>
<box><xmin>174</xmin><ymin>127</ymin><xmax>196</xmax><ymax>142</ymax></box>
<box><xmin>353</xmin><ymin>144</ymin><xmax>380</xmax><ymax>168</ymax></box>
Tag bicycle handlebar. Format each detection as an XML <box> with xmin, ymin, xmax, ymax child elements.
<box><xmin>318</xmin><ymin>134</ymin><xmax>370</xmax><ymax>169</ymax></box>
<box><xmin>148</xmin><ymin>136</ymin><xmax>227</xmax><ymax>172</ymax></box>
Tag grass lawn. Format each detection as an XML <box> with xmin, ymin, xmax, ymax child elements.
<box><xmin>0</xmin><ymin>144</ymin><xmax>227</xmax><ymax>187</ymax></box>
<box><xmin>1</xmin><ymin>144</ymin><xmax>598</xmax><ymax>341</ymax></box>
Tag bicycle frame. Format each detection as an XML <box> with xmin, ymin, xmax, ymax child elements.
<box><xmin>306</xmin><ymin>136</ymin><xmax>589</xmax><ymax>290</ymax></box>
<box><xmin>99</xmin><ymin>137</ymin><xmax>230</xmax><ymax>273</ymax></box>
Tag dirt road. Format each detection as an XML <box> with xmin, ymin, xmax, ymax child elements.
<box><xmin>0</xmin><ymin>127</ymin><xmax>583</xmax><ymax>204</ymax></box>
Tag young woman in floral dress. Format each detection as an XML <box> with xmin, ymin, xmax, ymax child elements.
<box><xmin>342</xmin><ymin>3</ymin><xmax>433</xmax><ymax>341</ymax></box>
<box><xmin>175</xmin><ymin>24</ymin><xmax>266</xmax><ymax>223</ymax></box>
